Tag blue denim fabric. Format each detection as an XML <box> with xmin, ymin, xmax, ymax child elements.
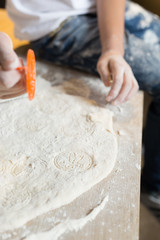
<box><xmin>31</xmin><ymin>1</ymin><xmax>160</xmax><ymax>192</ymax></box>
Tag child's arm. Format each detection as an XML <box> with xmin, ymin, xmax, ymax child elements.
<box><xmin>96</xmin><ymin>0</ymin><xmax>139</xmax><ymax>105</ymax></box>
<box><xmin>0</xmin><ymin>32</ymin><xmax>26</xmax><ymax>99</ymax></box>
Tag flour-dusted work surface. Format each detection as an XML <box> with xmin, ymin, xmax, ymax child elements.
<box><xmin>0</xmin><ymin>76</ymin><xmax>118</xmax><ymax>232</ymax></box>
<box><xmin>0</xmin><ymin>49</ymin><xmax>143</xmax><ymax>240</ymax></box>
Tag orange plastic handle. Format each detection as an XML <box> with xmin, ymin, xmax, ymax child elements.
<box><xmin>26</xmin><ymin>49</ymin><xmax>36</xmax><ymax>100</ymax></box>
<box><xmin>16</xmin><ymin>49</ymin><xmax>36</xmax><ymax>101</ymax></box>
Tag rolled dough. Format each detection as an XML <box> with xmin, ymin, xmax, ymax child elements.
<box><xmin>0</xmin><ymin>77</ymin><xmax>117</xmax><ymax>233</ymax></box>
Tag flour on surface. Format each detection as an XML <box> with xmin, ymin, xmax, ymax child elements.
<box><xmin>0</xmin><ymin>77</ymin><xmax>117</xmax><ymax>233</ymax></box>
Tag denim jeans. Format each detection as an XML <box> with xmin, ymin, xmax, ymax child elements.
<box><xmin>31</xmin><ymin>1</ymin><xmax>160</xmax><ymax>192</ymax></box>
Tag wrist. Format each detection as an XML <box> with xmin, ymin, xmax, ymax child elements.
<box><xmin>101</xmin><ymin>47</ymin><xmax>124</xmax><ymax>57</ymax></box>
<box><xmin>100</xmin><ymin>49</ymin><xmax>124</xmax><ymax>59</ymax></box>
<box><xmin>101</xmin><ymin>36</ymin><xmax>124</xmax><ymax>56</ymax></box>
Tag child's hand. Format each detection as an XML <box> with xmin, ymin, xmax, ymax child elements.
<box><xmin>97</xmin><ymin>50</ymin><xmax>139</xmax><ymax>105</ymax></box>
<box><xmin>0</xmin><ymin>32</ymin><xmax>26</xmax><ymax>99</ymax></box>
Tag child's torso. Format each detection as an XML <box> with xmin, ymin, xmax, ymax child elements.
<box><xmin>6</xmin><ymin>0</ymin><xmax>96</xmax><ymax>41</ymax></box>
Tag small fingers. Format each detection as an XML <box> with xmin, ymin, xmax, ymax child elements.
<box><xmin>0</xmin><ymin>69</ymin><xmax>22</xmax><ymax>88</ymax></box>
<box><xmin>0</xmin><ymin>32</ymin><xmax>20</xmax><ymax>70</ymax></box>
<box><xmin>106</xmin><ymin>62</ymin><xmax>124</xmax><ymax>102</ymax></box>
<box><xmin>112</xmin><ymin>70</ymin><xmax>133</xmax><ymax>105</ymax></box>
<box><xmin>124</xmin><ymin>78</ymin><xmax>139</xmax><ymax>102</ymax></box>
<box><xmin>97</xmin><ymin>62</ymin><xmax>111</xmax><ymax>87</ymax></box>
<box><xmin>97</xmin><ymin>54</ymin><xmax>139</xmax><ymax>105</ymax></box>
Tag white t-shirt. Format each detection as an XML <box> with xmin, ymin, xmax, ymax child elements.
<box><xmin>6</xmin><ymin>0</ymin><xmax>96</xmax><ymax>41</ymax></box>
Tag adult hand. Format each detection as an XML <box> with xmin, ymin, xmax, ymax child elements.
<box><xmin>0</xmin><ymin>32</ymin><xmax>26</xmax><ymax>99</ymax></box>
<box><xmin>97</xmin><ymin>50</ymin><xmax>139</xmax><ymax>105</ymax></box>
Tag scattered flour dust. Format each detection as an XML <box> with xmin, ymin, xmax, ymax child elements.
<box><xmin>25</xmin><ymin>195</ymin><xmax>109</xmax><ymax>240</ymax></box>
<box><xmin>0</xmin><ymin>77</ymin><xmax>117</xmax><ymax>235</ymax></box>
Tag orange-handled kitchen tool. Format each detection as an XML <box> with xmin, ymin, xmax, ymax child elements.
<box><xmin>16</xmin><ymin>49</ymin><xmax>36</xmax><ymax>101</ymax></box>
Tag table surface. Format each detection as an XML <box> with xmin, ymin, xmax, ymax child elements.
<box><xmin>0</xmin><ymin>11</ymin><xmax>143</xmax><ymax>240</ymax></box>
<box><xmin>0</xmin><ymin>49</ymin><xmax>143</xmax><ymax>239</ymax></box>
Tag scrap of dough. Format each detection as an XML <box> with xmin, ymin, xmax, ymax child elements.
<box><xmin>25</xmin><ymin>195</ymin><xmax>109</xmax><ymax>240</ymax></box>
<box><xmin>0</xmin><ymin>77</ymin><xmax>117</xmax><ymax>232</ymax></box>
